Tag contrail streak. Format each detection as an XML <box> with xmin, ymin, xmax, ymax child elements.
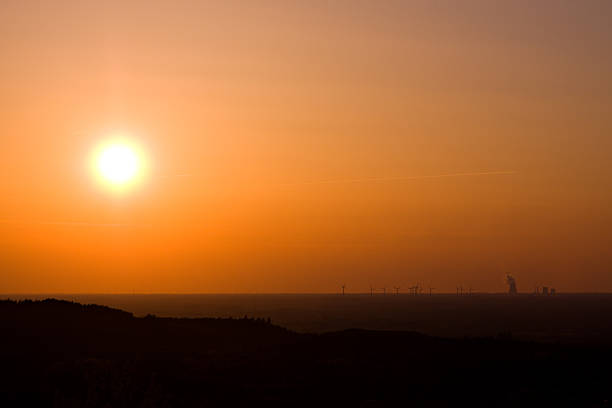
<box><xmin>281</xmin><ymin>170</ymin><xmax>518</xmax><ymax>186</ymax></box>
<box><xmin>0</xmin><ymin>220</ymin><xmax>140</xmax><ymax>228</ymax></box>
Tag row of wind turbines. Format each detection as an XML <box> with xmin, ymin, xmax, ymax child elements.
<box><xmin>340</xmin><ymin>283</ymin><xmax>452</xmax><ymax>296</ymax></box>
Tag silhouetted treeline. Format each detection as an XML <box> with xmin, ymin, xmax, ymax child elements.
<box><xmin>0</xmin><ymin>299</ymin><xmax>287</xmax><ymax>356</ymax></box>
<box><xmin>1</xmin><ymin>299</ymin><xmax>611</xmax><ymax>407</ymax></box>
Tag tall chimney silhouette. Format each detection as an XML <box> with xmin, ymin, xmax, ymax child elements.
<box><xmin>506</xmin><ymin>274</ymin><xmax>518</xmax><ymax>295</ymax></box>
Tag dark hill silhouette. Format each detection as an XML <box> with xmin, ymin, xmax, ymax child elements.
<box><xmin>0</xmin><ymin>299</ymin><xmax>294</xmax><ymax>356</ymax></box>
<box><xmin>1</xmin><ymin>299</ymin><xmax>611</xmax><ymax>407</ymax></box>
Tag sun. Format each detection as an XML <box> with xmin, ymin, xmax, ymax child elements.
<box><xmin>92</xmin><ymin>138</ymin><xmax>146</xmax><ymax>189</ymax></box>
<box><xmin>98</xmin><ymin>144</ymin><xmax>139</xmax><ymax>183</ymax></box>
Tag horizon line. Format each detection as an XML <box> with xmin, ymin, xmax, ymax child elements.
<box><xmin>3</xmin><ymin>291</ymin><xmax>611</xmax><ymax>296</ymax></box>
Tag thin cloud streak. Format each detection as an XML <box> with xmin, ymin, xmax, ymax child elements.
<box><xmin>280</xmin><ymin>171</ymin><xmax>518</xmax><ymax>186</ymax></box>
<box><xmin>0</xmin><ymin>220</ymin><xmax>145</xmax><ymax>228</ymax></box>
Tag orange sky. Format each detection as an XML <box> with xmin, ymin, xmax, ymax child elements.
<box><xmin>1</xmin><ymin>0</ymin><xmax>611</xmax><ymax>293</ymax></box>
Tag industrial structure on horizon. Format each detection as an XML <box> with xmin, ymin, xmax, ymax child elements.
<box><xmin>336</xmin><ymin>277</ymin><xmax>556</xmax><ymax>296</ymax></box>
<box><xmin>506</xmin><ymin>274</ymin><xmax>518</xmax><ymax>295</ymax></box>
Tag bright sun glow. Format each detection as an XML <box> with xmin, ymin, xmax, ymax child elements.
<box><xmin>93</xmin><ymin>139</ymin><xmax>145</xmax><ymax>189</ymax></box>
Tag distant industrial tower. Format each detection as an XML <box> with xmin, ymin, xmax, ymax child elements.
<box><xmin>506</xmin><ymin>274</ymin><xmax>518</xmax><ymax>295</ymax></box>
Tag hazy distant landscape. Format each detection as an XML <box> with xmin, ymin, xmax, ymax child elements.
<box><xmin>5</xmin><ymin>293</ymin><xmax>612</xmax><ymax>344</ymax></box>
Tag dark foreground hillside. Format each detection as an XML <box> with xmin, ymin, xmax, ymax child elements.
<box><xmin>16</xmin><ymin>293</ymin><xmax>612</xmax><ymax>344</ymax></box>
<box><xmin>1</xmin><ymin>299</ymin><xmax>611</xmax><ymax>407</ymax></box>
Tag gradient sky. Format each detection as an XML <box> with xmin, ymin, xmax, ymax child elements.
<box><xmin>1</xmin><ymin>0</ymin><xmax>611</xmax><ymax>293</ymax></box>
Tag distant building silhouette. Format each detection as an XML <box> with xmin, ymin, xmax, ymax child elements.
<box><xmin>506</xmin><ymin>274</ymin><xmax>518</xmax><ymax>295</ymax></box>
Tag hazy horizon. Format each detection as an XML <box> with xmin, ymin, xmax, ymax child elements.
<box><xmin>5</xmin><ymin>286</ymin><xmax>610</xmax><ymax>295</ymax></box>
